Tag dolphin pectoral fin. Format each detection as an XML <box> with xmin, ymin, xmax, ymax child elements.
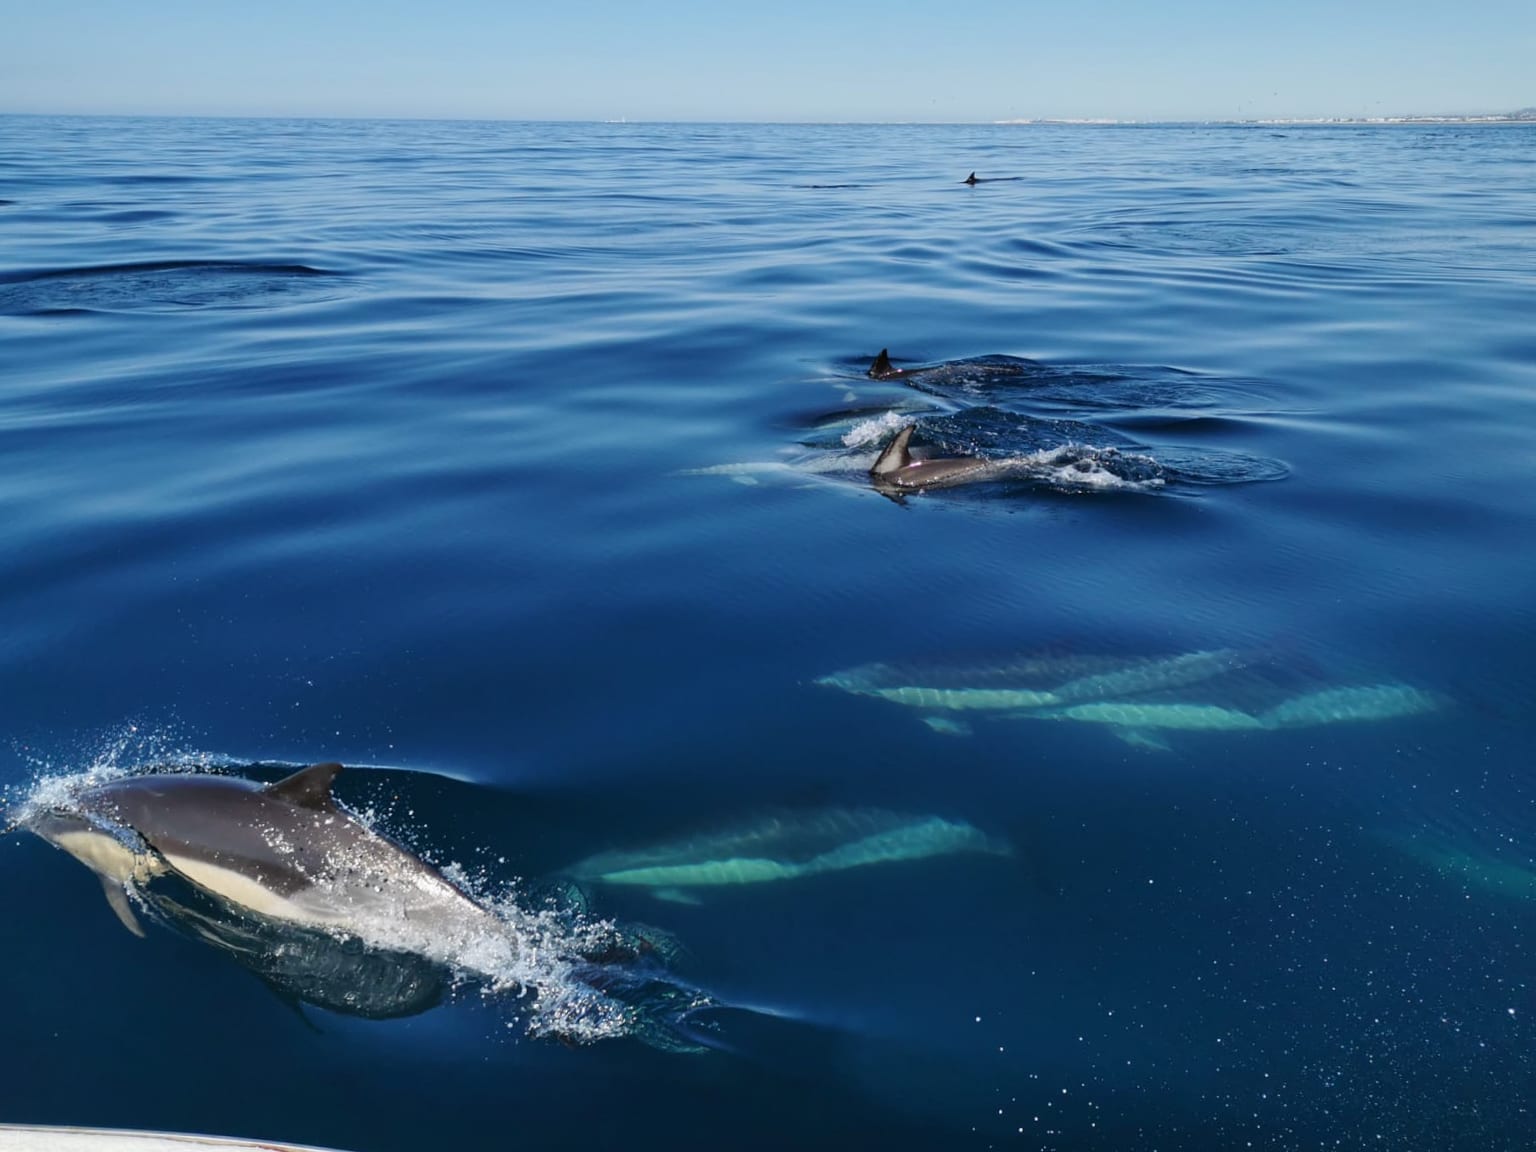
<box><xmin>650</xmin><ymin>887</ymin><xmax>704</xmax><ymax>906</ymax></box>
<box><xmin>1112</xmin><ymin>727</ymin><xmax>1174</xmax><ymax>753</ymax></box>
<box><xmin>920</xmin><ymin>715</ymin><xmax>973</xmax><ymax>737</ymax></box>
<box><xmin>100</xmin><ymin>878</ymin><xmax>146</xmax><ymax>937</ymax></box>
<box><xmin>264</xmin><ymin>762</ymin><xmax>344</xmax><ymax>811</ymax></box>
<box><xmin>256</xmin><ymin>979</ymin><xmax>324</xmax><ymax>1034</ymax></box>
<box><xmin>871</xmin><ymin>424</ymin><xmax>916</xmax><ymax>477</ymax></box>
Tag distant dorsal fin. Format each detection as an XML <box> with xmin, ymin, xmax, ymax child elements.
<box><xmin>868</xmin><ymin>348</ymin><xmax>897</xmax><ymax>379</ymax></box>
<box><xmin>871</xmin><ymin>424</ymin><xmax>916</xmax><ymax>477</ymax></box>
<box><xmin>963</xmin><ymin>172</ymin><xmax>978</xmax><ymax>185</ymax></box>
<box><xmin>265</xmin><ymin>762</ymin><xmax>343</xmax><ymax>810</ymax></box>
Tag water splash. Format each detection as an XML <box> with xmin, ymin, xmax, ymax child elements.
<box><xmin>842</xmin><ymin>410</ymin><xmax>910</xmax><ymax>449</ymax></box>
<box><xmin>1002</xmin><ymin>443</ymin><xmax>1166</xmax><ymax>492</ymax></box>
<box><xmin>11</xmin><ymin>731</ymin><xmax>707</xmax><ymax>1046</ymax></box>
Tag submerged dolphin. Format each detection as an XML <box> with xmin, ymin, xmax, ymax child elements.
<box><xmin>818</xmin><ymin>649</ymin><xmax>1249</xmax><ymax>715</ymax></box>
<box><xmin>869</xmin><ymin>424</ymin><xmax>999</xmax><ymax>492</ymax></box>
<box><xmin>22</xmin><ymin>762</ymin><xmax>501</xmax><ymax>949</ymax></box>
<box><xmin>564</xmin><ymin>808</ymin><xmax>1012</xmax><ymax>903</ymax></box>
<box><xmin>819</xmin><ymin>649</ymin><xmax>1444</xmax><ymax>748</ymax></box>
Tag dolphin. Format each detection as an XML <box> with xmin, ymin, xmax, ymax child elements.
<box><xmin>869</xmin><ymin>424</ymin><xmax>999</xmax><ymax>492</ymax></box>
<box><xmin>563</xmin><ymin>808</ymin><xmax>1012</xmax><ymax>903</ymax></box>
<box><xmin>1027</xmin><ymin>700</ymin><xmax>1269</xmax><ymax>732</ymax></box>
<box><xmin>867</xmin><ymin>347</ymin><xmax>906</xmax><ymax>379</ymax></box>
<box><xmin>817</xmin><ymin>650</ymin><xmax>1250</xmax><ymax>716</ymax></box>
<box><xmin>1047</xmin><ymin>648</ymin><xmax>1252</xmax><ymax>704</ymax></box>
<box><xmin>1011</xmin><ymin>681</ymin><xmax>1444</xmax><ymax>745</ymax></box>
<box><xmin>21</xmin><ymin>762</ymin><xmax>504</xmax><ymax>952</ymax></box>
<box><xmin>19</xmin><ymin>762</ymin><xmax>708</xmax><ymax>1044</ymax></box>
<box><xmin>1257</xmin><ymin>683</ymin><xmax>1444</xmax><ymax>728</ymax></box>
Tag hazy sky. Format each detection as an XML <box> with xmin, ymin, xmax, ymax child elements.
<box><xmin>3</xmin><ymin>0</ymin><xmax>1532</xmax><ymax>122</ymax></box>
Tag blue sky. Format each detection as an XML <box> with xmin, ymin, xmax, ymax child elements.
<box><xmin>2</xmin><ymin>0</ymin><xmax>1532</xmax><ymax>122</ymax></box>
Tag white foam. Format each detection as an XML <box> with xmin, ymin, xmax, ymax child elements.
<box><xmin>678</xmin><ymin>461</ymin><xmax>792</xmax><ymax>477</ymax></box>
<box><xmin>842</xmin><ymin>410</ymin><xmax>908</xmax><ymax>449</ymax></box>
<box><xmin>284</xmin><ymin>802</ymin><xmax>658</xmax><ymax>1044</ymax></box>
<box><xmin>1009</xmin><ymin>444</ymin><xmax>1165</xmax><ymax>491</ymax></box>
<box><xmin>8</xmin><ymin>722</ymin><xmax>209</xmax><ymax>825</ymax></box>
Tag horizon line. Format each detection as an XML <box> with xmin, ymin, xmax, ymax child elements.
<box><xmin>1</xmin><ymin>109</ymin><xmax>1532</xmax><ymax>127</ymax></box>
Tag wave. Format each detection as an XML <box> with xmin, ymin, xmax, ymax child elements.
<box><xmin>0</xmin><ymin>260</ymin><xmax>343</xmax><ymax>315</ymax></box>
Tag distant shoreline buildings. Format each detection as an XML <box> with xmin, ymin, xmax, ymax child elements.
<box><xmin>995</xmin><ymin>108</ymin><xmax>1536</xmax><ymax>126</ymax></box>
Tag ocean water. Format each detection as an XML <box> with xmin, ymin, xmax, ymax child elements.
<box><xmin>1</xmin><ymin>115</ymin><xmax>1534</xmax><ymax>1150</ymax></box>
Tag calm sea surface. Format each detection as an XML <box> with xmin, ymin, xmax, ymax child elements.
<box><xmin>2</xmin><ymin>116</ymin><xmax>1534</xmax><ymax>1150</ymax></box>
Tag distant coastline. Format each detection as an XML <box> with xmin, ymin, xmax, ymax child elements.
<box><xmin>996</xmin><ymin>107</ymin><xmax>1536</xmax><ymax>126</ymax></box>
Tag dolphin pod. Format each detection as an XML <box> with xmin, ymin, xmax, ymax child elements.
<box><xmin>818</xmin><ymin>649</ymin><xmax>1445</xmax><ymax>747</ymax></box>
<box><xmin>862</xmin><ymin>350</ymin><xmax>1156</xmax><ymax>495</ymax></box>
<box><xmin>690</xmin><ymin>347</ymin><xmax>1278</xmax><ymax>498</ymax></box>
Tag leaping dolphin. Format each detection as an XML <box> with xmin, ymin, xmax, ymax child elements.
<box><xmin>18</xmin><ymin>762</ymin><xmax>709</xmax><ymax>1044</ymax></box>
<box><xmin>22</xmin><ymin>762</ymin><xmax>503</xmax><ymax>951</ymax></box>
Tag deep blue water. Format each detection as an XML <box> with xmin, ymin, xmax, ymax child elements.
<box><xmin>2</xmin><ymin>116</ymin><xmax>1535</xmax><ymax>1150</ymax></box>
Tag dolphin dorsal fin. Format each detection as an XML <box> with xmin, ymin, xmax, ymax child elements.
<box><xmin>265</xmin><ymin>762</ymin><xmax>343</xmax><ymax>810</ymax></box>
<box><xmin>868</xmin><ymin>348</ymin><xmax>896</xmax><ymax>378</ymax></box>
<box><xmin>871</xmin><ymin>424</ymin><xmax>916</xmax><ymax>477</ymax></box>
<box><xmin>963</xmin><ymin>172</ymin><xmax>978</xmax><ymax>185</ymax></box>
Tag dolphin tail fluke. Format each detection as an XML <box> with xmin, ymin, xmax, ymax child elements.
<box><xmin>101</xmin><ymin>878</ymin><xmax>147</xmax><ymax>937</ymax></box>
<box><xmin>870</xmin><ymin>424</ymin><xmax>916</xmax><ymax>477</ymax></box>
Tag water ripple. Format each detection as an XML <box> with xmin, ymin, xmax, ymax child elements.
<box><xmin>0</xmin><ymin>259</ymin><xmax>344</xmax><ymax>314</ymax></box>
